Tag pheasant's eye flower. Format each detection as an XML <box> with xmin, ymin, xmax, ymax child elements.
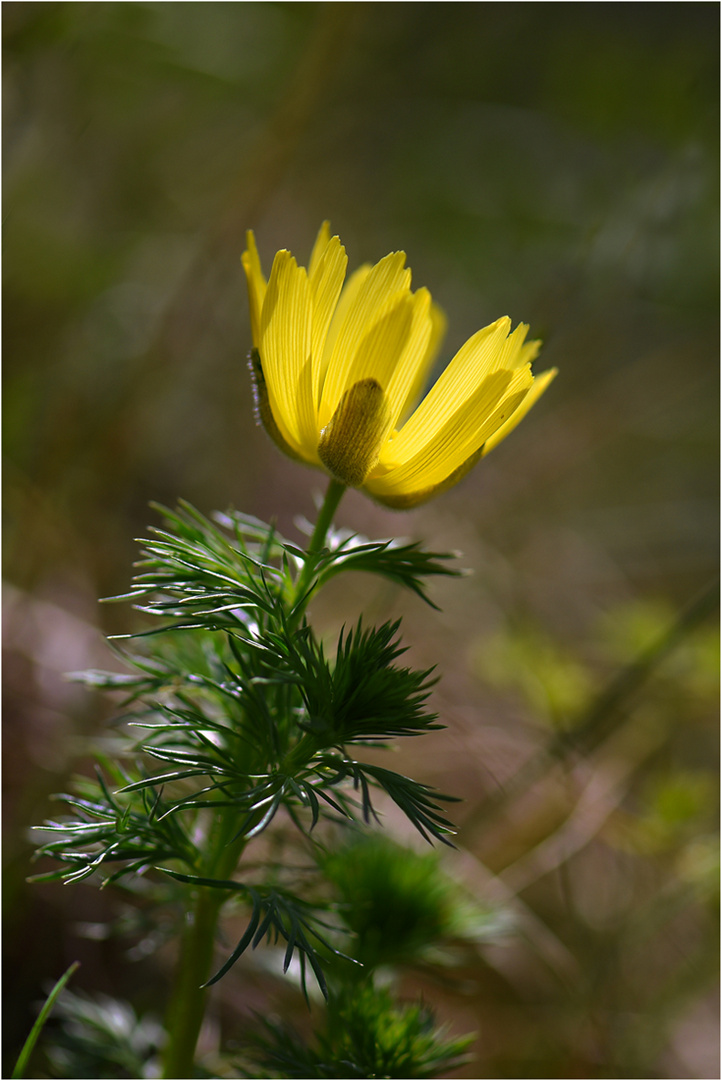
<box><xmin>242</xmin><ymin>223</ymin><xmax>557</xmax><ymax>508</ymax></box>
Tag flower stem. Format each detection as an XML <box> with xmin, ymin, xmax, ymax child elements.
<box><xmin>292</xmin><ymin>477</ymin><xmax>346</xmax><ymax>611</ymax></box>
<box><xmin>161</xmin><ymin>889</ymin><xmax>223</xmax><ymax>1079</ymax></box>
<box><xmin>162</xmin><ymin>478</ymin><xmax>345</xmax><ymax>1077</ymax></box>
<box><xmin>162</xmin><ymin>824</ymin><xmax>245</xmax><ymax>1079</ymax></box>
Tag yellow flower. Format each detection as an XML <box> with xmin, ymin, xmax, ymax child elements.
<box><xmin>242</xmin><ymin>223</ymin><xmax>556</xmax><ymax>508</ymax></box>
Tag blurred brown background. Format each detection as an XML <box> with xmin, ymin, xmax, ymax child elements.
<box><xmin>3</xmin><ymin>3</ymin><xmax>718</xmax><ymax>1077</ymax></box>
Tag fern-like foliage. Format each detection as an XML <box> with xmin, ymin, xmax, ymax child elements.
<box><xmin>32</xmin><ymin>503</ymin><xmax>459</xmax><ymax>996</ymax></box>
<box><xmin>286</xmin><ymin>522</ymin><xmax>462</xmax><ymax>609</ymax></box>
<box><xmin>239</xmin><ymin>984</ymin><xmax>473</xmax><ymax>1079</ymax></box>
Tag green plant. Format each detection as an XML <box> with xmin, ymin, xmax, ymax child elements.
<box><xmin>25</xmin><ymin>223</ymin><xmax>553</xmax><ymax>1078</ymax></box>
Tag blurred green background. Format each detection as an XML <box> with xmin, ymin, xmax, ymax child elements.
<box><xmin>4</xmin><ymin>3</ymin><xmax>718</xmax><ymax>1077</ymax></box>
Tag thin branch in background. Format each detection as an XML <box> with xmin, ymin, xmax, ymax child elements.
<box><xmin>459</xmin><ymin>577</ymin><xmax>719</xmax><ymax>844</ymax></box>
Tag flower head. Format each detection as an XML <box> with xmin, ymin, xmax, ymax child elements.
<box><xmin>242</xmin><ymin>223</ymin><xmax>556</xmax><ymax>508</ymax></box>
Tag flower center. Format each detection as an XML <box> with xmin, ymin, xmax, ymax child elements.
<box><xmin>318</xmin><ymin>379</ymin><xmax>392</xmax><ymax>487</ymax></box>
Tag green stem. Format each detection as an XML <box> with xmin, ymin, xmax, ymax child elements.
<box><xmin>292</xmin><ymin>477</ymin><xmax>346</xmax><ymax>613</ymax></box>
<box><xmin>161</xmin><ymin>891</ymin><xmax>222</xmax><ymax>1079</ymax></box>
<box><xmin>162</xmin><ymin>824</ymin><xmax>245</xmax><ymax>1079</ymax></box>
<box><xmin>162</xmin><ymin>478</ymin><xmax>346</xmax><ymax>1077</ymax></box>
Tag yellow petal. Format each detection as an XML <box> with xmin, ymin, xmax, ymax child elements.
<box><xmin>308</xmin><ymin>220</ymin><xmax>332</xmax><ymax>278</ymax></box>
<box><xmin>320</xmin><ymin>263</ymin><xmax>372</xmax><ymax>390</ymax></box>
<box><xmin>394</xmin><ymin>300</ymin><xmax>447</xmax><ymax>427</ymax></box>
<box><xmin>321</xmin><ymin>291</ymin><xmax>417</xmax><ymax>428</ymax></box>
<box><xmin>369</xmin><ymin>367</ymin><xmax>533</xmax><ymax>494</ymax></box>
<box><xmin>382</xmin><ymin>287</ymin><xmax>437</xmax><ymax>428</ymax></box>
<box><xmin>516</xmin><ymin>336</ymin><xmax>542</xmax><ymax>368</ymax></box>
<box><xmin>309</xmin><ymin>234</ymin><xmax>347</xmax><ymax>413</ymax></box>
<box><xmin>379</xmin><ymin>317</ymin><xmax>513</xmax><ymax>462</ymax></box>
<box><xmin>365</xmin><ymin>443</ymin><xmax>486</xmax><ymax>509</ymax></box>
<box><xmin>241</xmin><ymin>230</ymin><xmax>267</xmax><ymax>347</ymax></box>
<box><xmin>488</xmin><ymin>321</ymin><xmax>536</xmax><ymax>372</ymax></box>
<box><xmin>482</xmin><ymin>367</ymin><xmax>557</xmax><ymax>456</ymax></box>
<box><xmin>365</xmin><ymin>380</ymin><xmax>531</xmax><ymax>507</ymax></box>
<box><xmin>248</xmin><ymin>348</ymin><xmax>306</xmax><ymax>464</ymax></box>
<box><xmin>260</xmin><ymin>250</ymin><xmax>314</xmax><ymax>457</ymax></box>
<box><xmin>319</xmin><ymin>252</ymin><xmax>412</xmax><ymax>429</ymax></box>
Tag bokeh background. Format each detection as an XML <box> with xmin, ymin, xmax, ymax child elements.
<box><xmin>3</xmin><ymin>3</ymin><xmax>718</xmax><ymax>1077</ymax></box>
